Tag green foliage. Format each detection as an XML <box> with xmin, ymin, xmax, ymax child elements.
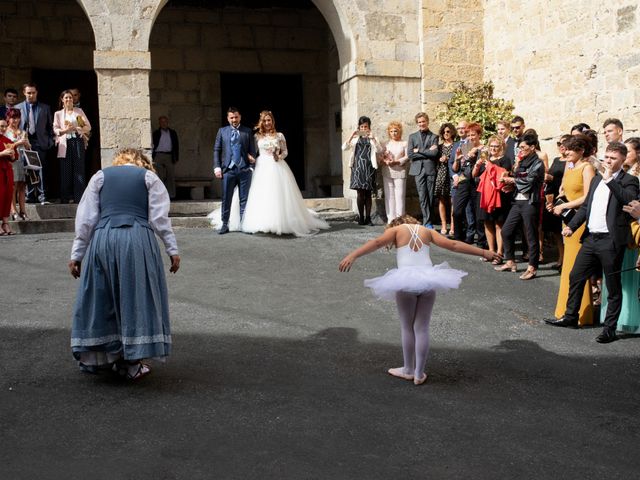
<box><xmin>436</xmin><ymin>82</ymin><xmax>514</xmax><ymax>139</ymax></box>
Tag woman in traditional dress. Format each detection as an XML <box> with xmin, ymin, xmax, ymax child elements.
<box><xmin>69</xmin><ymin>148</ymin><xmax>179</xmax><ymax>380</ymax></box>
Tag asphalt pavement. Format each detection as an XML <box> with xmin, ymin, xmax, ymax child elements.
<box><xmin>1</xmin><ymin>224</ymin><xmax>639</xmax><ymax>479</ymax></box>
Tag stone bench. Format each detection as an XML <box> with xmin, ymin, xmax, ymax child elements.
<box><xmin>174</xmin><ymin>177</ymin><xmax>214</xmax><ymax>200</ymax></box>
<box><xmin>313</xmin><ymin>175</ymin><xmax>342</xmax><ymax>197</ymax></box>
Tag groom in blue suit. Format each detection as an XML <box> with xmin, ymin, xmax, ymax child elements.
<box><xmin>213</xmin><ymin>107</ymin><xmax>257</xmax><ymax>234</ymax></box>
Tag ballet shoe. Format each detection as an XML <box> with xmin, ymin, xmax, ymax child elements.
<box><xmin>387</xmin><ymin>367</ymin><xmax>413</xmax><ymax>381</ymax></box>
<box><xmin>413</xmin><ymin>373</ymin><xmax>428</xmax><ymax>385</ymax></box>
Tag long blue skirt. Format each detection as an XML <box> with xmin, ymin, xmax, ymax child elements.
<box><xmin>71</xmin><ymin>222</ymin><xmax>172</xmax><ymax>362</ymax></box>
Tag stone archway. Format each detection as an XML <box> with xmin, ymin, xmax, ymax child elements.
<box><xmin>147</xmin><ymin>0</ymin><xmax>345</xmax><ymax>198</ymax></box>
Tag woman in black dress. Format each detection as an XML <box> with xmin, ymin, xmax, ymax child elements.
<box><xmin>435</xmin><ymin>123</ymin><xmax>455</xmax><ymax>234</ymax></box>
<box><xmin>342</xmin><ymin>116</ymin><xmax>382</xmax><ymax>225</ymax></box>
<box><xmin>543</xmin><ymin>134</ymin><xmax>570</xmax><ymax>269</ymax></box>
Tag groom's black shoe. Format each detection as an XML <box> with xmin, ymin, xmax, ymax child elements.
<box><xmin>544</xmin><ymin>317</ymin><xmax>578</xmax><ymax>329</ymax></box>
<box><xmin>595</xmin><ymin>328</ymin><xmax>617</xmax><ymax>344</ymax></box>
<box><xmin>218</xmin><ymin>224</ymin><xmax>230</xmax><ymax>235</ymax></box>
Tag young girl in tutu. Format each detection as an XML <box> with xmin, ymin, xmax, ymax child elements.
<box><xmin>339</xmin><ymin>215</ymin><xmax>500</xmax><ymax>385</ymax></box>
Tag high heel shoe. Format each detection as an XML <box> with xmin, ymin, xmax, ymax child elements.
<box><xmin>494</xmin><ymin>263</ymin><xmax>516</xmax><ymax>272</ymax></box>
<box><xmin>19</xmin><ymin>211</ymin><xmax>29</xmax><ymax>221</ymax></box>
<box><xmin>519</xmin><ymin>269</ymin><xmax>537</xmax><ymax>280</ymax></box>
<box><xmin>10</xmin><ymin>212</ymin><xmax>18</xmax><ymax>221</ymax></box>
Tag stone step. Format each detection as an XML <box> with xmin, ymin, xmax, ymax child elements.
<box><xmin>6</xmin><ymin>197</ymin><xmax>355</xmax><ymax>234</ymax></box>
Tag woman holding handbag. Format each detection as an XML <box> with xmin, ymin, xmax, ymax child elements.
<box><xmin>53</xmin><ymin>89</ymin><xmax>91</xmax><ymax>203</ymax></box>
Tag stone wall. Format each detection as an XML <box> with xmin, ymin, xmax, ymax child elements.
<box><xmin>420</xmin><ymin>0</ymin><xmax>484</xmax><ymax>117</ymax></box>
<box><xmin>484</xmin><ymin>0</ymin><xmax>640</xmax><ymax>151</ymax></box>
<box><xmin>0</xmin><ymin>0</ymin><xmax>94</xmax><ymax>89</ymax></box>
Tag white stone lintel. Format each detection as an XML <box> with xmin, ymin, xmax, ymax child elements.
<box><xmin>338</xmin><ymin>59</ymin><xmax>421</xmax><ymax>84</ymax></box>
<box><xmin>94</xmin><ymin>50</ymin><xmax>152</xmax><ymax>70</ymax></box>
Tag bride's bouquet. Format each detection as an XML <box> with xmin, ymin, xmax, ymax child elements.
<box><xmin>261</xmin><ymin>136</ymin><xmax>280</xmax><ymax>159</ymax></box>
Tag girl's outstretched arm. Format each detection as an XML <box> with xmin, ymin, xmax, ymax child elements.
<box><xmin>429</xmin><ymin>230</ymin><xmax>502</xmax><ymax>263</ymax></box>
<box><xmin>339</xmin><ymin>228</ymin><xmax>397</xmax><ymax>272</ymax></box>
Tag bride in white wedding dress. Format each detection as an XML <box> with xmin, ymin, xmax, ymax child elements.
<box><xmin>209</xmin><ymin>111</ymin><xmax>329</xmax><ymax>236</ymax></box>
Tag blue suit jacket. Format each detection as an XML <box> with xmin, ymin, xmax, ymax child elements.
<box><xmin>16</xmin><ymin>101</ymin><xmax>54</xmax><ymax>150</ymax></box>
<box><xmin>213</xmin><ymin>125</ymin><xmax>257</xmax><ymax>171</ymax></box>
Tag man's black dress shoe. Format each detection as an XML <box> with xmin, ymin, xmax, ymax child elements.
<box><xmin>596</xmin><ymin>329</ymin><xmax>617</xmax><ymax>344</ymax></box>
<box><xmin>544</xmin><ymin>317</ymin><xmax>578</xmax><ymax>329</ymax></box>
<box><xmin>218</xmin><ymin>225</ymin><xmax>230</xmax><ymax>235</ymax></box>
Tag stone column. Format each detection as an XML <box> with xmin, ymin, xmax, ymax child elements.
<box><xmin>94</xmin><ymin>51</ymin><xmax>153</xmax><ymax>167</ymax></box>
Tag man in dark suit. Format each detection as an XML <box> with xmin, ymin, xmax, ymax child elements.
<box><xmin>213</xmin><ymin>107</ymin><xmax>257</xmax><ymax>234</ymax></box>
<box><xmin>0</xmin><ymin>88</ymin><xmax>18</xmax><ymax>120</ymax></box>
<box><xmin>152</xmin><ymin>115</ymin><xmax>180</xmax><ymax>199</ymax></box>
<box><xmin>545</xmin><ymin>142</ymin><xmax>640</xmax><ymax>343</ymax></box>
<box><xmin>497</xmin><ymin>120</ymin><xmax>516</xmax><ymax>165</ymax></box>
<box><xmin>408</xmin><ymin>112</ymin><xmax>439</xmax><ymax>228</ymax></box>
<box><xmin>16</xmin><ymin>82</ymin><xmax>54</xmax><ymax>204</ymax></box>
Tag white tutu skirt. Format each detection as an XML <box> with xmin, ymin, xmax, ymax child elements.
<box><xmin>208</xmin><ymin>154</ymin><xmax>329</xmax><ymax>236</ymax></box>
<box><xmin>364</xmin><ymin>262</ymin><xmax>468</xmax><ymax>301</ymax></box>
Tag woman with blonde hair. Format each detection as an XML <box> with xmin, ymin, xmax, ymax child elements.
<box><xmin>381</xmin><ymin>121</ymin><xmax>408</xmax><ymax>223</ymax></box>
<box><xmin>339</xmin><ymin>215</ymin><xmax>500</xmax><ymax>385</ymax></box>
<box><xmin>69</xmin><ymin>148</ymin><xmax>179</xmax><ymax>380</ymax></box>
<box><xmin>472</xmin><ymin>135</ymin><xmax>513</xmax><ymax>260</ymax></box>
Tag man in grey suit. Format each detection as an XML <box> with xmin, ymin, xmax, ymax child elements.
<box><xmin>408</xmin><ymin>112</ymin><xmax>440</xmax><ymax>228</ymax></box>
<box><xmin>16</xmin><ymin>82</ymin><xmax>54</xmax><ymax>204</ymax></box>
<box><xmin>213</xmin><ymin>107</ymin><xmax>257</xmax><ymax>234</ymax></box>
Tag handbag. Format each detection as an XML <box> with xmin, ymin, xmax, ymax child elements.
<box><xmin>629</xmin><ymin>220</ymin><xmax>640</xmax><ymax>249</ymax></box>
<box><xmin>553</xmin><ymin>195</ymin><xmax>576</xmax><ymax>224</ymax></box>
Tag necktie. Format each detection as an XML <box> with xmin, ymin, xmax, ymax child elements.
<box><xmin>230</xmin><ymin>128</ymin><xmax>240</xmax><ymax>167</ymax></box>
<box><xmin>28</xmin><ymin>104</ymin><xmax>36</xmax><ymax>135</ymax></box>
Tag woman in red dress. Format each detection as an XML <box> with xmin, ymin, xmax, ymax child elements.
<box><xmin>0</xmin><ymin>128</ymin><xmax>16</xmax><ymax>235</ymax></box>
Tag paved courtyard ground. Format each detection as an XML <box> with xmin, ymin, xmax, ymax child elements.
<box><xmin>1</xmin><ymin>225</ymin><xmax>640</xmax><ymax>479</ymax></box>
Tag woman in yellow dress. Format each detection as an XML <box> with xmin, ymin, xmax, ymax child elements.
<box><xmin>551</xmin><ymin>135</ymin><xmax>596</xmax><ymax>326</ymax></box>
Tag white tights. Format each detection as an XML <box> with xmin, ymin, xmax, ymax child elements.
<box><xmin>395</xmin><ymin>290</ymin><xmax>436</xmax><ymax>378</ymax></box>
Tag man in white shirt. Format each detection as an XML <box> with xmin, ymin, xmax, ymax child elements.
<box><xmin>152</xmin><ymin>116</ymin><xmax>180</xmax><ymax>199</ymax></box>
<box><xmin>545</xmin><ymin>142</ymin><xmax>639</xmax><ymax>343</ymax></box>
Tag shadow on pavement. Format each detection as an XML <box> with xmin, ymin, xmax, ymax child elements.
<box><xmin>2</xmin><ymin>326</ymin><xmax>640</xmax><ymax>479</ymax></box>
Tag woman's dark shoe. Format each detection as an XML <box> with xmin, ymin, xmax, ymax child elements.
<box><xmin>19</xmin><ymin>211</ymin><xmax>29</xmax><ymax>221</ymax></box>
<box><xmin>364</xmin><ymin>217</ymin><xmax>373</xmax><ymax>226</ymax></box>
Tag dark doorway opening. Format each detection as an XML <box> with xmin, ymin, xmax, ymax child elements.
<box><xmin>32</xmin><ymin>69</ymin><xmax>100</xmax><ymax>201</ymax></box>
<box><xmin>220</xmin><ymin>73</ymin><xmax>305</xmax><ymax>190</ymax></box>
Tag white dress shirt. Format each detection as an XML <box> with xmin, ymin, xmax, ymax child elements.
<box><xmin>71</xmin><ymin>168</ymin><xmax>179</xmax><ymax>261</ymax></box>
<box><xmin>587</xmin><ymin>170</ymin><xmax>622</xmax><ymax>233</ymax></box>
<box><xmin>156</xmin><ymin>129</ymin><xmax>172</xmax><ymax>153</ymax></box>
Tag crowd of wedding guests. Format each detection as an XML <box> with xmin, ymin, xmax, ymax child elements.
<box><xmin>346</xmin><ymin>114</ymin><xmax>640</xmax><ymax>343</ymax></box>
<box><xmin>0</xmin><ymin>83</ymin><xmax>91</xmax><ymax>235</ymax></box>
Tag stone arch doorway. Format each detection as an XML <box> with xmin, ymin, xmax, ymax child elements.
<box><xmin>0</xmin><ymin>0</ymin><xmax>98</xmax><ymax>200</ymax></box>
<box><xmin>149</xmin><ymin>0</ymin><xmax>343</xmax><ymax>198</ymax></box>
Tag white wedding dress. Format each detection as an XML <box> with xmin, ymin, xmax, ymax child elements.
<box><xmin>208</xmin><ymin>133</ymin><xmax>330</xmax><ymax>236</ymax></box>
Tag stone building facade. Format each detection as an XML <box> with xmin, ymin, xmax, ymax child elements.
<box><xmin>0</xmin><ymin>0</ymin><xmax>637</xmax><ymax>201</ymax></box>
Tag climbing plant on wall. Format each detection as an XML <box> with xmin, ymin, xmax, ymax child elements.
<box><xmin>437</xmin><ymin>82</ymin><xmax>514</xmax><ymax>139</ymax></box>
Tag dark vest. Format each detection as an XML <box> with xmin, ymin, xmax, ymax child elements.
<box><xmin>97</xmin><ymin>165</ymin><xmax>150</xmax><ymax>229</ymax></box>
